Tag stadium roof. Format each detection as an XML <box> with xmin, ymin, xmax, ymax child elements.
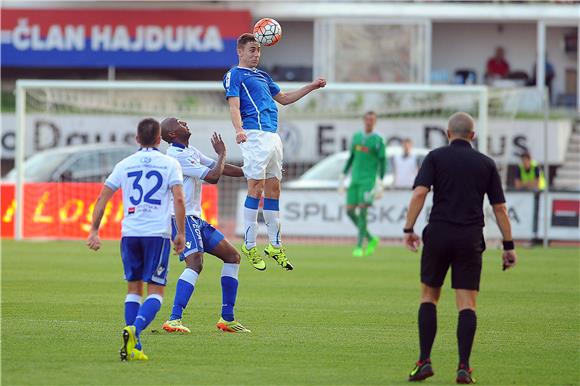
<box><xmin>4</xmin><ymin>1</ymin><xmax>579</xmax><ymax>22</ymax></box>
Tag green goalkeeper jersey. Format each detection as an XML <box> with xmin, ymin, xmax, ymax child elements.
<box><xmin>343</xmin><ymin>131</ymin><xmax>386</xmax><ymax>183</ymax></box>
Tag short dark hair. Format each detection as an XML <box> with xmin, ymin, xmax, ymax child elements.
<box><xmin>137</xmin><ymin>118</ymin><xmax>160</xmax><ymax>147</ymax></box>
<box><xmin>521</xmin><ymin>151</ymin><xmax>531</xmax><ymax>160</ymax></box>
<box><xmin>448</xmin><ymin>112</ymin><xmax>474</xmax><ymax>138</ymax></box>
<box><xmin>364</xmin><ymin>110</ymin><xmax>376</xmax><ymax>117</ymax></box>
<box><xmin>237</xmin><ymin>33</ymin><xmax>257</xmax><ymax>48</ymax></box>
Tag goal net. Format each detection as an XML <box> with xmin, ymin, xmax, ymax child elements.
<box><xmin>7</xmin><ymin>80</ymin><xmax>545</xmax><ymax>241</ymax></box>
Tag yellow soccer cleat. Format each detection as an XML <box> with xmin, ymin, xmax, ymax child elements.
<box><xmin>241</xmin><ymin>244</ymin><xmax>266</xmax><ymax>271</ymax></box>
<box><xmin>120</xmin><ymin>326</ymin><xmax>137</xmax><ymax>361</ymax></box>
<box><xmin>128</xmin><ymin>348</ymin><xmax>149</xmax><ymax>361</ymax></box>
<box><xmin>162</xmin><ymin>319</ymin><xmax>191</xmax><ymax>334</ymax></box>
<box><xmin>216</xmin><ymin>317</ymin><xmax>251</xmax><ymax>333</ymax></box>
<box><xmin>264</xmin><ymin>244</ymin><xmax>294</xmax><ymax>270</ymax></box>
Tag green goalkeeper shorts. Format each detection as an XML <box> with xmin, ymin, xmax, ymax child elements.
<box><xmin>347</xmin><ymin>181</ymin><xmax>376</xmax><ymax>206</ymax></box>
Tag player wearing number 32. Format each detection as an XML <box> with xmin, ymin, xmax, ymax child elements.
<box><xmin>87</xmin><ymin>118</ymin><xmax>186</xmax><ymax>362</ymax></box>
<box><xmin>223</xmin><ymin>32</ymin><xmax>326</xmax><ymax>271</ymax></box>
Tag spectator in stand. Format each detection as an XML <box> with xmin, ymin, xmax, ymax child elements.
<box><xmin>514</xmin><ymin>151</ymin><xmax>545</xmax><ymax>245</ymax></box>
<box><xmin>514</xmin><ymin>152</ymin><xmax>546</xmax><ymax>191</ymax></box>
<box><xmin>485</xmin><ymin>47</ymin><xmax>510</xmax><ymax>82</ymax></box>
<box><xmin>391</xmin><ymin>138</ymin><xmax>421</xmax><ymax>189</ymax></box>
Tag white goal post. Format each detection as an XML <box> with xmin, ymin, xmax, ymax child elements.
<box><xmin>14</xmin><ymin>79</ymin><xmax>490</xmax><ymax>240</ymax></box>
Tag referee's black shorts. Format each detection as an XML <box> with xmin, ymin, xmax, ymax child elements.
<box><xmin>420</xmin><ymin>222</ymin><xmax>486</xmax><ymax>291</ymax></box>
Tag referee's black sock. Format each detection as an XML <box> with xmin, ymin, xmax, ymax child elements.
<box><xmin>457</xmin><ymin>309</ymin><xmax>477</xmax><ymax>369</ymax></box>
<box><xmin>418</xmin><ymin>302</ymin><xmax>437</xmax><ymax>362</ymax></box>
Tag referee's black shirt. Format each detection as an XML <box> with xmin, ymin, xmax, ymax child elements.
<box><xmin>413</xmin><ymin>139</ymin><xmax>505</xmax><ymax>227</ymax></box>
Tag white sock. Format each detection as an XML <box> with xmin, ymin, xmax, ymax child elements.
<box><xmin>243</xmin><ymin>196</ymin><xmax>260</xmax><ymax>248</ymax></box>
<box><xmin>263</xmin><ymin>198</ymin><xmax>281</xmax><ymax>247</ymax></box>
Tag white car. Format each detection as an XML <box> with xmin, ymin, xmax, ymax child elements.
<box><xmin>3</xmin><ymin>144</ymin><xmax>136</xmax><ymax>183</ymax></box>
<box><xmin>284</xmin><ymin>146</ymin><xmax>429</xmax><ymax>189</ymax></box>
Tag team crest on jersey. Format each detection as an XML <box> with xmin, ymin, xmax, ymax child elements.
<box><xmin>355</xmin><ymin>145</ymin><xmax>369</xmax><ymax>153</ymax></box>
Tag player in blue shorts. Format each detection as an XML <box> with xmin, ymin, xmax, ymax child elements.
<box><xmin>224</xmin><ymin>33</ymin><xmax>326</xmax><ymax>271</ymax></box>
<box><xmin>87</xmin><ymin>118</ymin><xmax>186</xmax><ymax>361</ymax></box>
<box><xmin>160</xmin><ymin>117</ymin><xmax>250</xmax><ymax>333</ymax></box>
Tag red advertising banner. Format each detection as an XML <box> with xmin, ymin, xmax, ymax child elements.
<box><xmin>1</xmin><ymin>183</ymin><xmax>218</xmax><ymax>239</ymax></box>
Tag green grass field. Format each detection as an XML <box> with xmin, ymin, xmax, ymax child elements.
<box><xmin>2</xmin><ymin>240</ymin><xmax>579</xmax><ymax>385</ymax></box>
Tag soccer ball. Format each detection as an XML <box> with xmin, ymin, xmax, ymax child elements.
<box><xmin>253</xmin><ymin>18</ymin><xmax>282</xmax><ymax>46</ymax></box>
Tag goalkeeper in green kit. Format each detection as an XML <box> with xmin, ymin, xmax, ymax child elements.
<box><xmin>339</xmin><ymin>111</ymin><xmax>386</xmax><ymax>257</ymax></box>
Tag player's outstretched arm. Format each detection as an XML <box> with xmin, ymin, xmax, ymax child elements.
<box><xmin>171</xmin><ymin>184</ymin><xmax>186</xmax><ymax>255</ymax></box>
<box><xmin>203</xmin><ymin>132</ymin><xmax>227</xmax><ymax>184</ymax></box>
<box><xmin>223</xmin><ymin>163</ymin><xmax>244</xmax><ymax>177</ymax></box>
<box><xmin>403</xmin><ymin>186</ymin><xmax>429</xmax><ymax>252</ymax></box>
<box><xmin>86</xmin><ymin>185</ymin><xmax>115</xmax><ymax>251</ymax></box>
<box><xmin>274</xmin><ymin>78</ymin><xmax>326</xmax><ymax>106</ymax></box>
<box><xmin>227</xmin><ymin>97</ymin><xmax>247</xmax><ymax>144</ymax></box>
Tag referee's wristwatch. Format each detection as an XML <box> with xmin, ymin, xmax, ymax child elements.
<box><xmin>403</xmin><ymin>227</ymin><xmax>414</xmax><ymax>234</ymax></box>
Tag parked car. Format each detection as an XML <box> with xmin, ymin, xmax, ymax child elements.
<box><xmin>3</xmin><ymin>144</ymin><xmax>136</xmax><ymax>183</ymax></box>
<box><xmin>284</xmin><ymin>146</ymin><xmax>429</xmax><ymax>189</ymax></box>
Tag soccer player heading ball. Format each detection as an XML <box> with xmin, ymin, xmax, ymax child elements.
<box><xmin>223</xmin><ymin>32</ymin><xmax>326</xmax><ymax>271</ymax></box>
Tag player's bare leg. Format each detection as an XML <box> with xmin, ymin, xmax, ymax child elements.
<box><xmin>263</xmin><ymin>177</ymin><xmax>293</xmax><ymax>270</ymax></box>
<box><xmin>242</xmin><ymin>179</ymin><xmax>266</xmax><ymax>270</ymax></box>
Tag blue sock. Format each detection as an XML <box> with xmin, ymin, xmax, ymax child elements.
<box><xmin>170</xmin><ymin>268</ymin><xmax>198</xmax><ymax>320</ymax></box>
<box><xmin>221</xmin><ymin>263</ymin><xmax>240</xmax><ymax>322</ymax></box>
<box><xmin>124</xmin><ymin>293</ymin><xmax>142</xmax><ymax>326</ymax></box>
<box><xmin>134</xmin><ymin>294</ymin><xmax>163</xmax><ymax>349</ymax></box>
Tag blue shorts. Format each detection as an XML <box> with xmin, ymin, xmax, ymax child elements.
<box><xmin>172</xmin><ymin>215</ymin><xmax>225</xmax><ymax>261</ymax></box>
<box><xmin>120</xmin><ymin>237</ymin><xmax>170</xmax><ymax>285</ymax></box>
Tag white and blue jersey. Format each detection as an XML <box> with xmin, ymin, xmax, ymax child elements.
<box><xmin>166</xmin><ymin>143</ymin><xmax>216</xmax><ymax>218</ymax></box>
<box><xmin>105</xmin><ymin>147</ymin><xmax>183</xmax><ymax>285</ymax></box>
<box><xmin>223</xmin><ymin>66</ymin><xmax>281</xmax><ymax>133</ymax></box>
<box><xmin>105</xmin><ymin>147</ymin><xmax>183</xmax><ymax>238</ymax></box>
<box><xmin>165</xmin><ymin>143</ymin><xmax>224</xmax><ymax>259</ymax></box>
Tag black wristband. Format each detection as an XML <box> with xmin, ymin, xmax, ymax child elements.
<box><xmin>403</xmin><ymin>227</ymin><xmax>414</xmax><ymax>234</ymax></box>
<box><xmin>502</xmin><ymin>240</ymin><xmax>515</xmax><ymax>250</ymax></box>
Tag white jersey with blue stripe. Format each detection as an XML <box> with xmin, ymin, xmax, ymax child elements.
<box><xmin>223</xmin><ymin>66</ymin><xmax>281</xmax><ymax>133</ymax></box>
<box><xmin>104</xmin><ymin>148</ymin><xmax>183</xmax><ymax>238</ymax></box>
<box><xmin>166</xmin><ymin>143</ymin><xmax>216</xmax><ymax>218</ymax></box>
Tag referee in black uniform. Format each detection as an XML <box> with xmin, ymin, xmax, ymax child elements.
<box><xmin>403</xmin><ymin>112</ymin><xmax>517</xmax><ymax>384</ymax></box>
